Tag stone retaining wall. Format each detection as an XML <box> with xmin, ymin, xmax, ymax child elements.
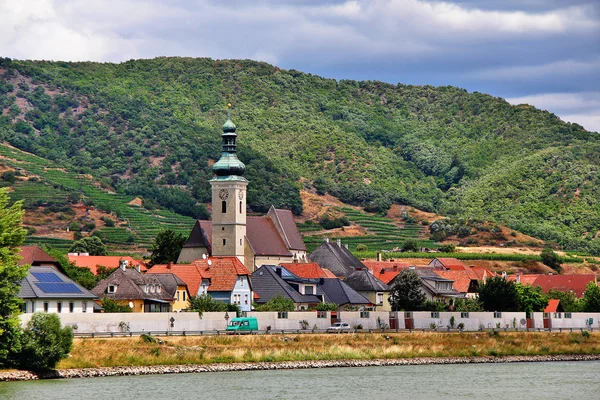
<box><xmin>2</xmin><ymin>354</ymin><xmax>600</xmax><ymax>382</ymax></box>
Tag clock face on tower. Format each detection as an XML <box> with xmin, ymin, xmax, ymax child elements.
<box><xmin>218</xmin><ymin>189</ymin><xmax>229</xmax><ymax>200</ymax></box>
<box><xmin>238</xmin><ymin>190</ymin><xmax>244</xmax><ymax>200</ymax></box>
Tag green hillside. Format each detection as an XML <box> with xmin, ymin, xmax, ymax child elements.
<box><xmin>0</xmin><ymin>57</ymin><xmax>599</xmax><ymax>254</ymax></box>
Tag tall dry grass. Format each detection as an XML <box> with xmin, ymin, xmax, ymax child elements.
<box><xmin>59</xmin><ymin>331</ymin><xmax>600</xmax><ymax>369</ymax></box>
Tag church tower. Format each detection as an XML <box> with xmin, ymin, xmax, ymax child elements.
<box><xmin>210</xmin><ymin>104</ymin><xmax>248</xmax><ymax>263</ymax></box>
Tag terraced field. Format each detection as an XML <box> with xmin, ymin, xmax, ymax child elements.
<box><xmin>302</xmin><ymin>207</ymin><xmax>437</xmax><ymax>253</ymax></box>
<box><xmin>1</xmin><ymin>144</ymin><xmax>195</xmax><ymax>252</ymax></box>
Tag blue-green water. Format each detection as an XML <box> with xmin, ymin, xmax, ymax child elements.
<box><xmin>1</xmin><ymin>361</ymin><xmax>599</xmax><ymax>400</ymax></box>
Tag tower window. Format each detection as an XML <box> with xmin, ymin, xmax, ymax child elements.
<box><xmin>223</xmin><ymin>239</ymin><xmax>226</xmax><ymax>246</ymax></box>
<box><xmin>222</xmin><ymin>201</ymin><xmax>227</xmax><ymax>213</ymax></box>
<box><xmin>239</xmin><ymin>201</ymin><xmax>242</xmax><ymax>213</ymax></box>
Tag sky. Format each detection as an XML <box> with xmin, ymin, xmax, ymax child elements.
<box><xmin>1</xmin><ymin>0</ymin><xmax>599</xmax><ymax>131</ymax></box>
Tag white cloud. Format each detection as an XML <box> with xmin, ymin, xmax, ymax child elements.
<box><xmin>559</xmin><ymin>114</ymin><xmax>600</xmax><ymax>132</ymax></box>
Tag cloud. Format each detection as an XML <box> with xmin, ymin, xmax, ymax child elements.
<box><xmin>478</xmin><ymin>59</ymin><xmax>600</xmax><ymax>80</ymax></box>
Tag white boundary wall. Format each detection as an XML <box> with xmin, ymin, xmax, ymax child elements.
<box><xmin>18</xmin><ymin>311</ymin><xmax>600</xmax><ymax>333</ymax></box>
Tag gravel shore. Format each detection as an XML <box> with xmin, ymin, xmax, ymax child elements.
<box><xmin>2</xmin><ymin>354</ymin><xmax>600</xmax><ymax>382</ymax></box>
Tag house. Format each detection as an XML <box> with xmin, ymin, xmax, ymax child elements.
<box><xmin>470</xmin><ymin>266</ymin><xmax>497</xmax><ymax>282</ymax></box>
<box><xmin>506</xmin><ymin>274</ymin><xmax>541</xmax><ymax>286</ymax></box>
<box><xmin>388</xmin><ymin>268</ymin><xmax>463</xmax><ymax>302</ymax></box>
<box><xmin>18</xmin><ymin>246</ymin><xmax>64</xmax><ymax>272</ymax></box>
<box><xmin>343</xmin><ymin>269</ymin><xmax>391</xmax><ymax>311</ymax></box>
<box><xmin>363</xmin><ymin>261</ymin><xmax>412</xmax><ymax>284</ymax></box>
<box><xmin>308</xmin><ymin>238</ymin><xmax>367</xmax><ymax>278</ymax></box>
<box><xmin>251</xmin><ymin>265</ymin><xmax>322</xmax><ymax>310</ymax></box>
<box><xmin>278</xmin><ymin>262</ymin><xmax>336</xmax><ymax>279</ymax></box>
<box><xmin>149</xmin><ymin>257</ymin><xmax>253</xmax><ymax>312</ymax></box>
<box><xmin>92</xmin><ymin>265</ymin><xmax>183</xmax><ymax>312</ymax></box>
<box><xmin>544</xmin><ymin>299</ymin><xmax>564</xmax><ymax>313</ymax></box>
<box><xmin>531</xmin><ymin>274</ymin><xmax>597</xmax><ymax>298</ymax></box>
<box><xmin>317</xmin><ymin>278</ymin><xmax>372</xmax><ymax>310</ymax></box>
<box><xmin>432</xmin><ymin>270</ymin><xmax>479</xmax><ymax>298</ymax></box>
<box><xmin>251</xmin><ymin>265</ymin><xmax>371</xmax><ymax>311</ymax></box>
<box><xmin>428</xmin><ymin>257</ymin><xmax>468</xmax><ymax>271</ymax></box>
<box><xmin>19</xmin><ymin>265</ymin><xmax>97</xmax><ymax>313</ymax></box>
<box><xmin>67</xmin><ymin>253</ymin><xmax>147</xmax><ymax>275</ymax></box>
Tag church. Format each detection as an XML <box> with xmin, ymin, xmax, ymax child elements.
<box><xmin>177</xmin><ymin>104</ymin><xmax>307</xmax><ymax>271</ymax></box>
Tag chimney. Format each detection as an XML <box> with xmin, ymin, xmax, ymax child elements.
<box><xmin>120</xmin><ymin>261</ymin><xmax>126</xmax><ymax>271</ymax></box>
<box><xmin>516</xmin><ymin>274</ymin><xmax>521</xmax><ymax>284</ymax></box>
<box><xmin>336</xmin><ymin>239</ymin><xmax>341</xmax><ymax>247</ymax></box>
<box><xmin>501</xmin><ymin>271</ymin><xmax>507</xmax><ymax>279</ymax></box>
<box><xmin>377</xmin><ymin>252</ymin><xmax>382</xmax><ymax>262</ymax></box>
<box><xmin>167</xmin><ymin>262</ymin><xmax>172</xmax><ymax>270</ymax></box>
<box><xmin>275</xmin><ymin>267</ymin><xmax>282</xmax><ymax>277</ymax></box>
<box><xmin>344</xmin><ymin>244</ymin><xmax>348</xmax><ymax>250</ymax></box>
<box><xmin>393</xmin><ymin>265</ymin><xmax>398</xmax><ymax>272</ymax></box>
<box><xmin>135</xmin><ymin>265</ymin><xmax>141</xmax><ymax>273</ymax></box>
<box><xmin>324</xmin><ymin>237</ymin><xmax>329</xmax><ymax>243</ymax></box>
<box><xmin>80</xmin><ymin>252</ymin><xmax>89</xmax><ymax>257</ymax></box>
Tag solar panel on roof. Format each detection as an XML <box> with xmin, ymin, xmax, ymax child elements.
<box><xmin>32</xmin><ymin>272</ymin><xmax>63</xmax><ymax>283</ymax></box>
<box><xmin>35</xmin><ymin>282</ymin><xmax>82</xmax><ymax>294</ymax></box>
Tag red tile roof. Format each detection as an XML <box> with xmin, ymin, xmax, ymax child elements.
<box><xmin>279</xmin><ymin>262</ymin><xmax>336</xmax><ymax>279</ymax></box>
<box><xmin>363</xmin><ymin>261</ymin><xmax>411</xmax><ymax>284</ymax></box>
<box><xmin>544</xmin><ymin>299</ymin><xmax>561</xmax><ymax>313</ymax></box>
<box><xmin>532</xmin><ymin>275</ymin><xmax>597</xmax><ymax>298</ymax></box>
<box><xmin>433</xmin><ymin>270</ymin><xmax>477</xmax><ymax>293</ymax></box>
<box><xmin>470</xmin><ymin>266</ymin><xmax>496</xmax><ymax>281</ymax></box>
<box><xmin>18</xmin><ymin>246</ymin><xmax>58</xmax><ymax>266</ymax></box>
<box><xmin>149</xmin><ymin>257</ymin><xmax>251</xmax><ymax>294</ymax></box>
<box><xmin>506</xmin><ymin>274</ymin><xmax>541</xmax><ymax>285</ymax></box>
<box><xmin>68</xmin><ymin>255</ymin><xmax>147</xmax><ymax>275</ymax></box>
<box><xmin>148</xmin><ymin>263</ymin><xmax>207</xmax><ymax>296</ymax></box>
<box><xmin>433</xmin><ymin>258</ymin><xmax>469</xmax><ymax>271</ymax></box>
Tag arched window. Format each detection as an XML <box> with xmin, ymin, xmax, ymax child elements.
<box><xmin>222</xmin><ymin>200</ymin><xmax>227</xmax><ymax>213</ymax></box>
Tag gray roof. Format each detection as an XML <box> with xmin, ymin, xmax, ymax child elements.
<box><xmin>19</xmin><ymin>266</ymin><xmax>97</xmax><ymax>300</ymax></box>
<box><xmin>150</xmin><ymin>274</ymin><xmax>187</xmax><ymax>298</ymax></box>
<box><xmin>92</xmin><ymin>267</ymin><xmax>175</xmax><ymax>301</ymax></box>
<box><xmin>345</xmin><ymin>269</ymin><xmax>389</xmax><ymax>292</ymax></box>
<box><xmin>319</xmin><ymin>278</ymin><xmax>371</xmax><ymax>306</ymax></box>
<box><xmin>410</xmin><ymin>269</ymin><xmax>463</xmax><ymax>298</ymax></box>
<box><xmin>251</xmin><ymin>265</ymin><xmax>321</xmax><ymax>304</ymax></box>
<box><xmin>308</xmin><ymin>240</ymin><xmax>367</xmax><ymax>278</ymax></box>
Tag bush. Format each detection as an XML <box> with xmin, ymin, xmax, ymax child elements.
<box><xmin>18</xmin><ymin>313</ymin><xmax>73</xmax><ymax>371</ymax></box>
<box><xmin>355</xmin><ymin>244</ymin><xmax>368</xmax><ymax>252</ymax></box>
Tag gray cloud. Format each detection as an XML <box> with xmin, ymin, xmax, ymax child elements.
<box><xmin>1</xmin><ymin>0</ymin><xmax>598</xmax><ymax>131</ymax></box>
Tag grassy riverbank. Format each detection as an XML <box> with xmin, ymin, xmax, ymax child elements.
<box><xmin>57</xmin><ymin>331</ymin><xmax>600</xmax><ymax>369</ymax></box>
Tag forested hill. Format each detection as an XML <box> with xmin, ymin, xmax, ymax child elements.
<box><xmin>0</xmin><ymin>57</ymin><xmax>599</xmax><ymax>254</ymax></box>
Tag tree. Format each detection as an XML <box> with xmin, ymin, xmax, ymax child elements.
<box><xmin>188</xmin><ymin>294</ymin><xmax>228</xmax><ymax>312</ymax></box>
<box><xmin>46</xmin><ymin>248</ymin><xmax>97</xmax><ymax>289</ymax></box>
<box><xmin>100</xmin><ymin>297</ymin><xmax>132</xmax><ymax>313</ymax></box>
<box><xmin>68</xmin><ymin>236</ymin><xmax>107</xmax><ymax>256</ymax></box>
<box><xmin>18</xmin><ymin>313</ymin><xmax>73</xmax><ymax>371</ymax></box>
<box><xmin>582</xmin><ymin>282</ymin><xmax>600</xmax><ymax>312</ymax></box>
<box><xmin>0</xmin><ymin>187</ymin><xmax>27</xmax><ymax>367</ymax></box>
<box><xmin>453</xmin><ymin>298</ymin><xmax>484</xmax><ymax>312</ymax></box>
<box><xmin>540</xmin><ymin>247</ymin><xmax>562</xmax><ymax>273</ymax></box>
<box><xmin>388</xmin><ymin>270</ymin><xmax>425</xmax><ymax>311</ymax></box>
<box><xmin>149</xmin><ymin>229</ymin><xmax>186</xmax><ymax>265</ymax></box>
<box><xmin>477</xmin><ymin>277</ymin><xmax>519</xmax><ymax>311</ymax></box>
<box><xmin>255</xmin><ymin>295</ymin><xmax>295</xmax><ymax>312</ymax></box>
<box><xmin>401</xmin><ymin>239</ymin><xmax>419</xmax><ymax>252</ymax></box>
<box><xmin>515</xmin><ymin>283</ymin><xmax>548</xmax><ymax>313</ymax></box>
<box><xmin>314</xmin><ymin>302</ymin><xmax>338</xmax><ymax>311</ymax></box>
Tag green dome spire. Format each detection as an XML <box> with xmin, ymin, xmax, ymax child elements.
<box><xmin>212</xmin><ymin>103</ymin><xmax>246</xmax><ymax>178</ymax></box>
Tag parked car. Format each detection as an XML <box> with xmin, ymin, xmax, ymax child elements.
<box><xmin>226</xmin><ymin>317</ymin><xmax>258</xmax><ymax>334</ymax></box>
<box><xmin>326</xmin><ymin>322</ymin><xmax>352</xmax><ymax>333</ymax></box>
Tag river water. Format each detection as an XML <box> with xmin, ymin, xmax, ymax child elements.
<box><xmin>1</xmin><ymin>361</ymin><xmax>599</xmax><ymax>400</ymax></box>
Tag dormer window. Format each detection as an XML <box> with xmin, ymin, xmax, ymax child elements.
<box><xmin>157</xmin><ymin>286</ymin><xmax>162</xmax><ymax>293</ymax></box>
<box><xmin>150</xmin><ymin>285</ymin><xmax>155</xmax><ymax>293</ymax></box>
<box><xmin>107</xmin><ymin>285</ymin><xmax>117</xmax><ymax>294</ymax></box>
